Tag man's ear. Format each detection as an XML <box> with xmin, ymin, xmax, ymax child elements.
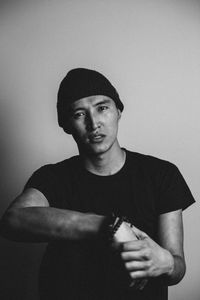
<box><xmin>63</xmin><ymin>127</ymin><xmax>72</xmax><ymax>134</ymax></box>
<box><xmin>63</xmin><ymin>121</ymin><xmax>73</xmax><ymax>134</ymax></box>
<box><xmin>117</xmin><ymin>109</ymin><xmax>122</xmax><ymax>120</ymax></box>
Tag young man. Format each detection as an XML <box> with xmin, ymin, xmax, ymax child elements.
<box><xmin>0</xmin><ymin>68</ymin><xmax>195</xmax><ymax>299</ymax></box>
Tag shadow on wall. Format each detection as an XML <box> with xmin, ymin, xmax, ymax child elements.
<box><xmin>0</xmin><ymin>98</ymin><xmax>45</xmax><ymax>300</ymax></box>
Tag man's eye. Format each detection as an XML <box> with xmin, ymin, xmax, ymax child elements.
<box><xmin>99</xmin><ymin>105</ymin><xmax>108</xmax><ymax>111</ymax></box>
<box><xmin>73</xmin><ymin>112</ymin><xmax>85</xmax><ymax>119</ymax></box>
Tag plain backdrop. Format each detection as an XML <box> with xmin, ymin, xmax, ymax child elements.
<box><xmin>0</xmin><ymin>0</ymin><xmax>199</xmax><ymax>299</ymax></box>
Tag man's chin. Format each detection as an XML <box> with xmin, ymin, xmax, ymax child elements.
<box><xmin>81</xmin><ymin>143</ymin><xmax>110</xmax><ymax>156</ymax></box>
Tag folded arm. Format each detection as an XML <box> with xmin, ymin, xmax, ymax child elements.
<box><xmin>0</xmin><ymin>188</ymin><xmax>106</xmax><ymax>242</ymax></box>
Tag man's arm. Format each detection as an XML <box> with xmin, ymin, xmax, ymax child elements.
<box><xmin>157</xmin><ymin>209</ymin><xmax>186</xmax><ymax>285</ymax></box>
<box><xmin>120</xmin><ymin>209</ymin><xmax>186</xmax><ymax>286</ymax></box>
<box><xmin>0</xmin><ymin>188</ymin><xmax>107</xmax><ymax>242</ymax></box>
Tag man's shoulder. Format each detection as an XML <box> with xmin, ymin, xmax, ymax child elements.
<box><xmin>53</xmin><ymin>155</ymin><xmax>80</xmax><ymax>169</ymax></box>
<box><xmin>125</xmin><ymin>149</ymin><xmax>177</xmax><ymax>172</ymax></box>
<box><xmin>34</xmin><ymin>155</ymin><xmax>80</xmax><ymax>176</ymax></box>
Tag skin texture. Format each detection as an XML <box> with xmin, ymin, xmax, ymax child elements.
<box><xmin>0</xmin><ymin>95</ymin><xmax>186</xmax><ymax>287</ymax></box>
<box><xmin>121</xmin><ymin>210</ymin><xmax>185</xmax><ymax>286</ymax></box>
<box><xmin>67</xmin><ymin>95</ymin><xmax>125</xmax><ymax>176</ymax></box>
<box><xmin>68</xmin><ymin>95</ymin><xmax>121</xmax><ymax>155</ymax></box>
<box><xmin>0</xmin><ymin>188</ymin><xmax>106</xmax><ymax>242</ymax></box>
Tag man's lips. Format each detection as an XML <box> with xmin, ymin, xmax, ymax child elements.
<box><xmin>88</xmin><ymin>134</ymin><xmax>105</xmax><ymax>143</ymax></box>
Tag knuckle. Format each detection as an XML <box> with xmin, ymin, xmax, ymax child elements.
<box><xmin>124</xmin><ymin>262</ymin><xmax>130</xmax><ymax>270</ymax></box>
<box><xmin>130</xmin><ymin>272</ymin><xmax>136</xmax><ymax>279</ymax></box>
<box><xmin>143</xmin><ymin>248</ymin><xmax>151</xmax><ymax>259</ymax></box>
<box><xmin>146</xmin><ymin>260</ymin><xmax>152</xmax><ymax>269</ymax></box>
<box><xmin>145</xmin><ymin>270</ymin><xmax>151</xmax><ymax>277</ymax></box>
<box><xmin>143</xmin><ymin>240</ymin><xmax>149</xmax><ymax>247</ymax></box>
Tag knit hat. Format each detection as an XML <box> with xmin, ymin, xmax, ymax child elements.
<box><xmin>57</xmin><ymin>68</ymin><xmax>124</xmax><ymax>129</ymax></box>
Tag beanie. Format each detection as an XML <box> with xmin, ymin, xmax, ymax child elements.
<box><xmin>57</xmin><ymin>68</ymin><xmax>124</xmax><ymax>129</ymax></box>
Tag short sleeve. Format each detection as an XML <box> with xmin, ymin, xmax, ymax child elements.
<box><xmin>23</xmin><ymin>165</ymin><xmax>60</xmax><ymax>207</ymax></box>
<box><xmin>156</xmin><ymin>163</ymin><xmax>195</xmax><ymax>214</ymax></box>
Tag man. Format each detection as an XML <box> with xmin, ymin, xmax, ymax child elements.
<box><xmin>0</xmin><ymin>68</ymin><xmax>195</xmax><ymax>299</ymax></box>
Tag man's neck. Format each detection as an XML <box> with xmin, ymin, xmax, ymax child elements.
<box><xmin>80</xmin><ymin>143</ymin><xmax>126</xmax><ymax>176</ymax></box>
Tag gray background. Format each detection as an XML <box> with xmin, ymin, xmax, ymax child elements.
<box><xmin>0</xmin><ymin>0</ymin><xmax>199</xmax><ymax>299</ymax></box>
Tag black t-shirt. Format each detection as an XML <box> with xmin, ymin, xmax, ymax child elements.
<box><xmin>24</xmin><ymin>149</ymin><xmax>195</xmax><ymax>300</ymax></box>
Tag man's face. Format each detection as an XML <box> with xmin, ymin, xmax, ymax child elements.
<box><xmin>67</xmin><ymin>95</ymin><xmax>121</xmax><ymax>155</ymax></box>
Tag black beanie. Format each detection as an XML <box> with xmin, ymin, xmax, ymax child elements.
<box><xmin>57</xmin><ymin>68</ymin><xmax>124</xmax><ymax>129</ymax></box>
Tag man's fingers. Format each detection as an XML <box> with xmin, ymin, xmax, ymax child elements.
<box><xmin>135</xmin><ymin>279</ymin><xmax>148</xmax><ymax>290</ymax></box>
<box><xmin>130</xmin><ymin>270</ymin><xmax>148</xmax><ymax>280</ymax></box>
<box><xmin>124</xmin><ymin>260</ymin><xmax>149</xmax><ymax>271</ymax></box>
<box><xmin>122</xmin><ymin>239</ymin><xmax>148</xmax><ymax>251</ymax></box>
<box><xmin>130</xmin><ymin>225</ymin><xmax>148</xmax><ymax>240</ymax></box>
<box><xmin>121</xmin><ymin>250</ymin><xmax>143</xmax><ymax>261</ymax></box>
<box><xmin>122</xmin><ymin>240</ymin><xmax>142</xmax><ymax>251</ymax></box>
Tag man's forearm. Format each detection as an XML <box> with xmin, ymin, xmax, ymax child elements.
<box><xmin>164</xmin><ymin>253</ymin><xmax>186</xmax><ymax>286</ymax></box>
<box><xmin>0</xmin><ymin>207</ymin><xmax>106</xmax><ymax>242</ymax></box>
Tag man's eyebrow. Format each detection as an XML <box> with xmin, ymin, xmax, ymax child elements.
<box><xmin>70</xmin><ymin>98</ymin><xmax>112</xmax><ymax>113</ymax></box>
<box><xmin>70</xmin><ymin>107</ymin><xmax>85</xmax><ymax>113</ymax></box>
<box><xmin>94</xmin><ymin>99</ymin><xmax>112</xmax><ymax>106</ymax></box>
<box><xmin>69</xmin><ymin>105</ymin><xmax>87</xmax><ymax>113</ymax></box>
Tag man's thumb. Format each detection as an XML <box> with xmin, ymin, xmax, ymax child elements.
<box><xmin>131</xmin><ymin>225</ymin><xmax>148</xmax><ymax>240</ymax></box>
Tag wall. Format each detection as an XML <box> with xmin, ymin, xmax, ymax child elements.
<box><xmin>0</xmin><ymin>0</ymin><xmax>199</xmax><ymax>299</ymax></box>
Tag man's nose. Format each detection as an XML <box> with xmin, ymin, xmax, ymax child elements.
<box><xmin>86</xmin><ymin>111</ymin><xmax>100</xmax><ymax>131</ymax></box>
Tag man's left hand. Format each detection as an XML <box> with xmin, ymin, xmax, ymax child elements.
<box><xmin>121</xmin><ymin>226</ymin><xmax>174</xmax><ymax>280</ymax></box>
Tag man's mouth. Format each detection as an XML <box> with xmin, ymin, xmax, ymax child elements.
<box><xmin>88</xmin><ymin>134</ymin><xmax>105</xmax><ymax>143</ymax></box>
